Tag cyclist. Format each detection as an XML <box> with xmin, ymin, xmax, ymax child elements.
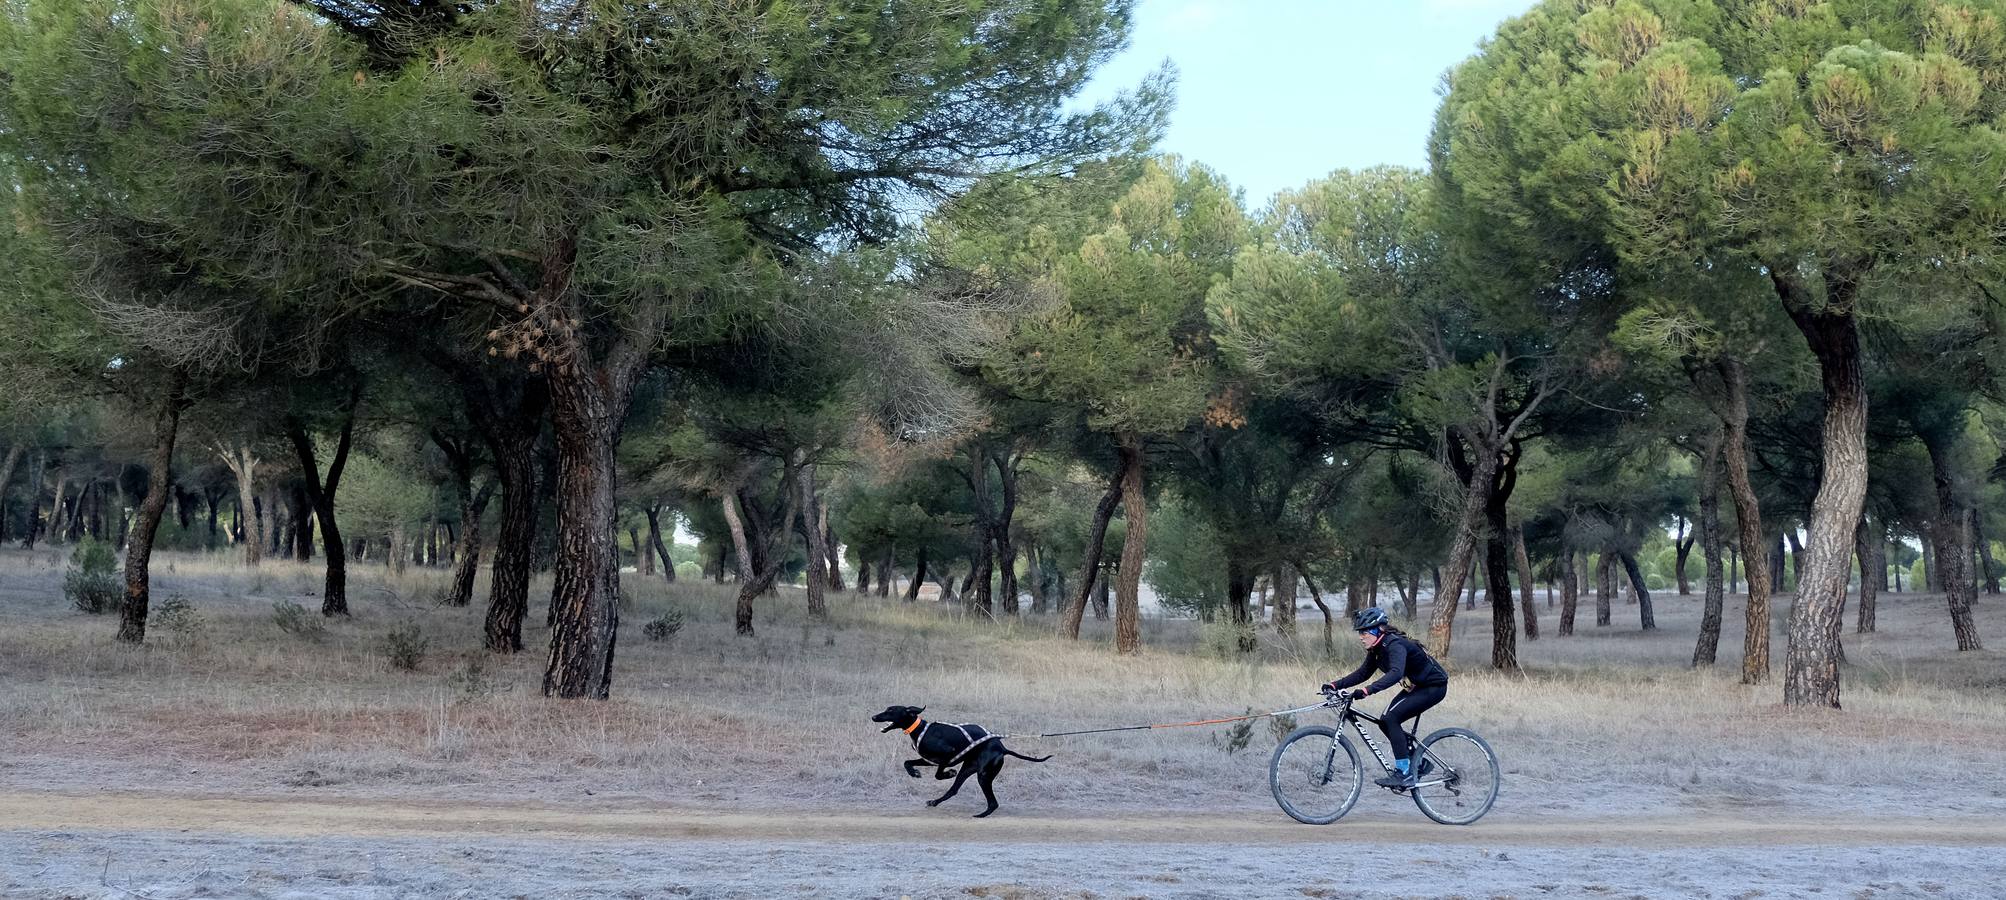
<box><xmin>1321</xmin><ymin>607</ymin><xmax>1449</xmax><ymax>788</ymax></box>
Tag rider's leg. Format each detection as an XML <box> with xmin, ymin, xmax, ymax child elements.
<box><xmin>1382</xmin><ymin>684</ymin><xmax>1446</xmax><ymax>765</ymax></box>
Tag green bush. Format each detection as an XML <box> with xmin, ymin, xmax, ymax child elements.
<box><xmin>382</xmin><ymin>623</ymin><xmax>428</xmax><ymax>671</ymax></box>
<box><xmin>153</xmin><ymin>595</ymin><xmax>202</xmax><ymax>634</ymax></box>
<box><xmin>642</xmin><ymin>610</ymin><xmax>684</xmax><ymax>642</ymax></box>
<box><xmin>64</xmin><ymin>538</ymin><xmax>121</xmax><ymax>614</ymax></box>
<box><xmin>272</xmin><ymin>601</ymin><xmax>327</xmax><ymax>641</ymax></box>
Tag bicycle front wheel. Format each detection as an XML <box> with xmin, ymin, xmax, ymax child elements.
<box><xmin>1409</xmin><ymin>727</ymin><xmax>1499</xmax><ymax>825</ymax></box>
<box><xmin>1269</xmin><ymin>725</ymin><xmax>1363</xmax><ymax>825</ymax></box>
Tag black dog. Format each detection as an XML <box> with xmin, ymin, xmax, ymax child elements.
<box><xmin>871</xmin><ymin>705</ymin><xmax>1050</xmax><ymax>818</ymax></box>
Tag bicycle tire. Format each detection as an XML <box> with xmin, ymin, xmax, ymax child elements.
<box><xmin>1408</xmin><ymin>727</ymin><xmax>1499</xmax><ymax>825</ymax></box>
<box><xmin>1269</xmin><ymin>725</ymin><xmax>1363</xmax><ymax>825</ymax></box>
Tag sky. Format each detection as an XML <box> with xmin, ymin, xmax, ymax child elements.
<box><xmin>1078</xmin><ymin>0</ymin><xmax>1540</xmax><ymax>210</ymax></box>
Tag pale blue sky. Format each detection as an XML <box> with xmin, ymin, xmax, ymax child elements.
<box><xmin>1080</xmin><ymin>0</ymin><xmax>1539</xmax><ymax>211</ymax></box>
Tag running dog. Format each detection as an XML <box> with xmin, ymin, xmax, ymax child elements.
<box><xmin>871</xmin><ymin>705</ymin><xmax>1050</xmax><ymax>818</ymax></box>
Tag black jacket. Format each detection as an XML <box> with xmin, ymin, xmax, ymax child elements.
<box><xmin>1332</xmin><ymin>633</ymin><xmax>1448</xmax><ymax>695</ymax></box>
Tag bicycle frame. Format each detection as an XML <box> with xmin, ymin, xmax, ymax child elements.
<box><xmin>1324</xmin><ymin>699</ymin><xmax>1453</xmax><ymax>789</ymax></box>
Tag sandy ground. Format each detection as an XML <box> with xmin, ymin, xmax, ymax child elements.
<box><xmin>4</xmin><ymin>791</ymin><xmax>2006</xmax><ymax>899</ymax></box>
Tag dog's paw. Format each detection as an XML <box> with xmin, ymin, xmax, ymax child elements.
<box><xmin>973</xmin><ymin>809</ymin><xmax>995</xmax><ymax>819</ymax></box>
<box><xmin>904</xmin><ymin>769</ymin><xmax>921</xmax><ymax>779</ymax></box>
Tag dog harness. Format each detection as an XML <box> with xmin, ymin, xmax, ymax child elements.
<box><xmin>906</xmin><ymin>719</ymin><xmax>1002</xmax><ymax>768</ymax></box>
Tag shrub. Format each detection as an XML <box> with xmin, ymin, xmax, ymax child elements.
<box><xmin>64</xmin><ymin>539</ymin><xmax>121</xmax><ymax>614</ymax></box>
<box><xmin>153</xmin><ymin>595</ymin><xmax>202</xmax><ymax>635</ymax></box>
<box><xmin>272</xmin><ymin>600</ymin><xmax>327</xmax><ymax>641</ymax></box>
<box><xmin>382</xmin><ymin>623</ymin><xmax>428</xmax><ymax>671</ymax></box>
<box><xmin>642</xmin><ymin>610</ymin><xmax>684</xmax><ymax>642</ymax></box>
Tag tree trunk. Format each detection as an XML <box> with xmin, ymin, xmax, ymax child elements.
<box><xmin>877</xmin><ymin>551</ymin><xmax>893</xmax><ymax>599</ymax></box>
<box><xmin>1559</xmin><ymin>548</ymin><xmax>1581</xmax><ymax>635</ymax></box>
<box><xmin>1060</xmin><ymin>464</ymin><xmax>1125</xmax><ymax>640</ymax></box>
<box><xmin>21</xmin><ymin>451</ymin><xmax>44</xmax><ymax>549</ymax></box>
<box><xmin>1779</xmin><ymin>289</ymin><xmax>1872</xmax><ymax>709</ymax></box>
<box><xmin>285</xmin><ymin>390</ymin><xmax>359</xmax><ymax>618</ymax></box>
<box><xmin>732</xmin><ymin>473</ymin><xmax>801</xmax><ymax>635</ymax></box>
<box><xmin>390</xmin><ymin>524</ymin><xmax>409</xmax><ymax>576</ymax></box>
<box><xmin>1594</xmin><ymin>553</ymin><xmax>1614</xmax><ymax>626</ymax></box>
<box><xmin>645</xmin><ymin>503</ymin><xmax>674</xmax><ymax>583</ymax></box>
<box><xmin>1675</xmin><ymin>516</ymin><xmax>1694</xmax><ymax>596</ymax></box>
<box><xmin>824</xmin><ymin>519</ymin><xmax>843</xmax><ymax>592</ymax></box>
<box><xmin>903</xmin><ymin>546</ymin><xmax>927</xmax><ymax>603</ymax></box>
<box><xmin>1694</xmin><ymin>438</ymin><xmax>1727</xmax><ymax>666</ymax></box>
<box><xmin>1973</xmin><ymin>509</ymin><xmax>1999</xmax><ymax>596</ymax></box>
<box><xmin>1224</xmin><ymin>557</ymin><xmax>1256</xmax><ymax>652</ymax></box>
<box><xmin>1427</xmin><ymin>437</ymin><xmax>1501</xmax><ymax>658</ymax></box>
<box><xmin>46</xmin><ymin>472</ymin><xmax>69</xmax><ymax>546</ymax></box>
<box><xmin>1921</xmin><ymin>539</ymin><xmax>1939</xmax><ymax>593</ymax></box>
<box><xmin>290</xmin><ymin>482</ymin><xmax>312</xmax><ymax>561</ymax></box>
<box><xmin>1091</xmin><ymin>568</ymin><xmax>1110</xmax><ymax>620</ymax></box>
<box><xmin>1274</xmin><ymin>562</ymin><xmax>1298</xmax><ymax>639</ymax></box>
<box><xmin>1787</xmin><ymin>530</ymin><xmax>1806</xmax><ymax>595</ymax></box>
<box><xmin>483</xmin><ymin>442</ymin><xmax>538</xmax><ymax>652</ymax></box>
<box><xmin>1854</xmin><ymin>513</ymin><xmax>1880</xmax><ymax>635</ymax></box>
<box><xmin>855</xmin><ymin>553</ymin><xmax>871</xmax><ymax>595</ymax></box>
<box><xmin>541</xmin><ymin>340</ymin><xmax>641</xmax><ymax>700</ymax></box>
<box><xmin>448</xmin><ymin>480</ymin><xmax>495</xmax><ymax>608</ymax></box>
<box><xmin>219</xmin><ymin>444</ymin><xmax>262</xmax><ymax>568</ymax></box>
<box><xmin>965</xmin><ymin>445</ymin><xmax>994</xmax><ymax>618</ymax></box>
<box><xmin>1294</xmin><ymin>562</ymin><xmax>1336</xmax><ymax>657</ymax></box>
<box><xmin>722</xmin><ymin>494</ymin><xmax>756</xmax><ymax>585</ymax></box>
<box><xmin>1484</xmin><ymin>532</ymin><xmax>1518</xmax><ymax>671</ymax></box>
<box><xmin>1512</xmin><ymin>525</ymin><xmax>1537</xmax><ymax>640</ymax></box>
<box><xmin>1922</xmin><ymin>433</ymin><xmax>1982</xmax><ymax>652</ymax></box>
<box><xmin>1114</xmin><ymin>439</ymin><xmax>1148</xmax><ymax>654</ymax></box>
<box><xmin>1703</xmin><ymin>358</ymin><xmax>1772</xmax><ymax>684</ymax></box>
<box><xmin>994</xmin><ymin>453</ymin><xmax>1020</xmax><ymax>616</ymax></box>
<box><xmin>798</xmin><ymin>462</ymin><xmax>829</xmax><ymax>620</ymax></box>
<box><xmin>116</xmin><ymin>375</ymin><xmax>186</xmax><ymax>644</ymax></box>
<box><xmin>1620</xmin><ymin>551</ymin><xmax>1655</xmax><ymax>630</ymax></box>
<box><xmin>0</xmin><ymin>445</ymin><xmax>19</xmax><ymax>545</ymax></box>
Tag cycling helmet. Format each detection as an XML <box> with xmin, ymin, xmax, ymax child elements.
<box><xmin>1351</xmin><ymin>607</ymin><xmax>1390</xmax><ymax>632</ymax></box>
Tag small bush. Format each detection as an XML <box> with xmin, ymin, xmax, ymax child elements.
<box><xmin>642</xmin><ymin>610</ymin><xmax>683</xmax><ymax>642</ymax></box>
<box><xmin>64</xmin><ymin>539</ymin><xmax>122</xmax><ymax>614</ymax></box>
<box><xmin>445</xmin><ymin>653</ymin><xmax>507</xmax><ymax>702</ymax></box>
<box><xmin>383</xmin><ymin>622</ymin><xmax>428</xmax><ymax>671</ymax></box>
<box><xmin>153</xmin><ymin>595</ymin><xmax>202</xmax><ymax>635</ymax></box>
<box><xmin>273</xmin><ymin>601</ymin><xmax>327</xmax><ymax>641</ymax></box>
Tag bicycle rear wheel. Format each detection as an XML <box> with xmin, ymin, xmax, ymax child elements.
<box><xmin>1269</xmin><ymin>725</ymin><xmax>1363</xmax><ymax>825</ymax></box>
<box><xmin>1408</xmin><ymin>727</ymin><xmax>1499</xmax><ymax>825</ymax></box>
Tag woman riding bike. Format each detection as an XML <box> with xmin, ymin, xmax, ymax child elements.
<box><xmin>1320</xmin><ymin>607</ymin><xmax>1449</xmax><ymax>788</ymax></box>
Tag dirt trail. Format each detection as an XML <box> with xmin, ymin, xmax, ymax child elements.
<box><xmin>6</xmin><ymin>790</ymin><xmax>2002</xmax><ymax>848</ymax></box>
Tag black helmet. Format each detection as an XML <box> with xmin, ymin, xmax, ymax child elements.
<box><xmin>1351</xmin><ymin>607</ymin><xmax>1390</xmax><ymax>632</ymax></box>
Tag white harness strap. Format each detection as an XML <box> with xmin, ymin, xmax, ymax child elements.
<box><xmin>909</xmin><ymin>722</ymin><xmax>1000</xmax><ymax>768</ymax></box>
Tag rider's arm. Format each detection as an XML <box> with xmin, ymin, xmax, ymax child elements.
<box><xmin>1328</xmin><ymin>655</ymin><xmax>1374</xmax><ymax>690</ymax></box>
<box><xmin>1360</xmin><ymin>640</ymin><xmax>1409</xmax><ymax>696</ymax></box>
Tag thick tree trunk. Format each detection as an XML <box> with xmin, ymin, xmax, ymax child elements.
<box><xmin>1854</xmin><ymin>514</ymin><xmax>1880</xmax><ymax>635</ymax></box>
<box><xmin>1694</xmin><ymin>439</ymin><xmax>1727</xmax><ymax>666</ymax></box>
<box><xmin>483</xmin><ymin>442</ymin><xmax>538</xmax><ymax>652</ymax></box>
<box><xmin>1512</xmin><ymin>525</ymin><xmax>1537</xmax><ymax>640</ymax></box>
<box><xmin>1484</xmin><ymin>533</ymin><xmax>1518</xmax><ymax>671</ymax></box>
<box><xmin>116</xmin><ymin>376</ymin><xmax>185</xmax><ymax>644</ymax></box>
<box><xmin>824</xmin><ymin>520</ymin><xmax>843</xmax><ymax>592</ymax></box>
<box><xmin>285</xmin><ymin>392</ymin><xmax>359</xmax><ymax>618</ymax></box>
<box><xmin>1060</xmin><ymin>464</ymin><xmax>1125</xmax><ymax>640</ymax></box>
<box><xmin>855</xmin><ymin>553</ymin><xmax>871</xmax><ymax>595</ymax></box>
<box><xmin>1620</xmin><ymin>552</ymin><xmax>1655</xmax><ymax>630</ymax></box>
<box><xmin>390</xmin><ymin>524</ymin><xmax>409</xmax><ymax>576</ymax></box>
<box><xmin>1427</xmin><ymin>437</ymin><xmax>1501</xmax><ymax>658</ymax></box>
<box><xmin>722</xmin><ymin>494</ymin><xmax>756</xmax><ymax>586</ymax></box>
<box><xmin>1559</xmin><ymin>548</ymin><xmax>1579</xmax><ymax>636</ymax></box>
<box><xmin>798</xmin><ymin>462</ymin><xmax>829</xmax><ymax>620</ymax></box>
<box><xmin>1922</xmin><ymin>434</ymin><xmax>1982</xmax><ymax>652</ymax></box>
<box><xmin>1224</xmin><ymin>558</ymin><xmax>1256</xmax><ymax>651</ymax></box>
<box><xmin>903</xmin><ymin>546</ymin><xmax>927</xmax><ymax>602</ymax></box>
<box><xmin>877</xmin><ymin>551</ymin><xmax>893</xmax><ymax>599</ymax></box>
<box><xmin>1114</xmin><ymin>439</ymin><xmax>1148</xmax><ymax>655</ymax></box>
<box><xmin>540</xmin><ymin>325</ymin><xmax>645</xmax><ymax>699</ymax></box>
<box><xmin>1779</xmin><ymin>289</ymin><xmax>1872</xmax><ymax>709</ymax></box>
<box><xmin>218</xmin><ymin>444</ymin><xmax>262</xmax><ymax>568</ymax></box>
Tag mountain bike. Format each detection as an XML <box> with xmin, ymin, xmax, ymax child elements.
<box><xmin>1269</xmin><ymin>693</ymin><xmax>1499</xmax><ymax>825</ymax></box>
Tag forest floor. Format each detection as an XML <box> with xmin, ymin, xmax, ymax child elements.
<box><xmin>3</xmin><ymin>548</ymin><xmax>2004</xmax><ymax>898</ymax></box>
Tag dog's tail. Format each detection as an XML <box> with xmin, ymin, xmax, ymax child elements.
<box><xmin>1002</xmin><ymin>747</ymin><xmax>1052</xmax><ymax>763</ymax></box>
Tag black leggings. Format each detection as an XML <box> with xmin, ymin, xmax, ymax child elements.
<box><xmin>1380</xmin><ymin>683</ymin><xmax>1446</xmax><ymax>760</ymax></box>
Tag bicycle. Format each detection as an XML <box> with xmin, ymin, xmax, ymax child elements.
<box><xmin>1268</xmin><ymin>691</ymin><xmax>1499</xmax><ymax>825</ymax></box>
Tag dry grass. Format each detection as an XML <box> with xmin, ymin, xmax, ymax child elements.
<box><xmin>1</xmin><ymin>547</ymin><xmax>2003</xmax><ymax>821</ymax></box>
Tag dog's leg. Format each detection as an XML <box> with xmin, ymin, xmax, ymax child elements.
<box><xmin>972</xmin><ymin>757</ymin><xmax>1004</xmax><ymax>818</ymax></box>
<box><xmin>903</xmin><ymin>759</ymin><xmax>931</xmax><ymax>779</ymax></box>
<box><xmin>933</xmin><ymin>765</ymin><xmax>956</xmax><ymax>780</ymax></box>
<box><xmin>927</xmin><ymin>763</ymin><xmax>977</xmax><ymax>808</ymax></box>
